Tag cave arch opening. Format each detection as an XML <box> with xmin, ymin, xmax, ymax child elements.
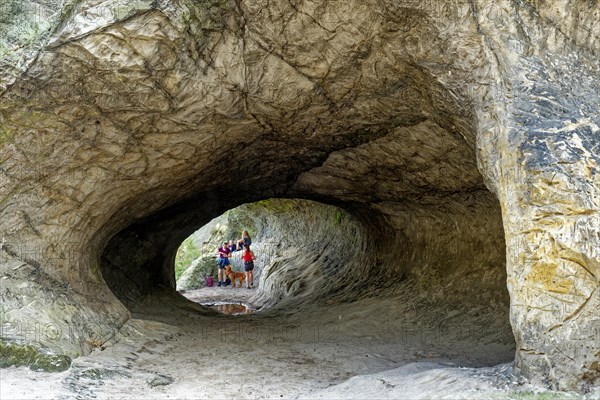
<box><xmin>95</xmin><ymin>114</ymin><xmax>516</xmax><ymax>369</ymax></box>
<box><xmin>99</xmin><ymin>188</ymin><xmax>515</xmax><ymax>367</ymax></box>
<box><xmin>173</xmin><ymin>198</ymin><xmax>380</xmax><ymax>313</ymax></box>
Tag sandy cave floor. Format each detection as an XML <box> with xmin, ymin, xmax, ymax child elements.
<box><xmin>1</xmin><ymin>287</ymin><xmax>595</xmax><ymax>399</ymax></box>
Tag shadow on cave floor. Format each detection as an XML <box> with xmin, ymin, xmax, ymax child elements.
<box><xmin>2</xmin><ymin>285</ymin><xmax>521</xmax><ymax>399</ymax></box>
<box><xmin>63</xmin><ymin>282</ymin><xmax>512</xmax><ymax>399</ymax></box>
<box><xmin>127</xmin><ymin>281</ymin><xmax>516</xmax><ymax>366</ymax></box>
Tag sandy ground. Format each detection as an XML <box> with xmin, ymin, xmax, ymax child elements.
<box><xmin>1</xmin><ymin>288</ymin><xmax>596</xmax><ymax>399</ymax></box>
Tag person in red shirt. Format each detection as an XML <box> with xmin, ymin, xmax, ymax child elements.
<box><xmin>242</xmin><ymin>244</ymin><xmax>256</xmax><ymax>289</ymax></box>
<box><xmin>216</xmin><ymin>242</ymin><xmax>231</xmax><ymax>287</ymax></box>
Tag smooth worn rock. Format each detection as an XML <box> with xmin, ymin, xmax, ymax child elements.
<box><xmin>147</xmin><ymin>373</ymin><xmax>174</xmax><ymax>387</ymax></box>
<box><xmin>0</xmin><ymin>0</ymin><xmax>598</xmax><ymax>391</ymax></box>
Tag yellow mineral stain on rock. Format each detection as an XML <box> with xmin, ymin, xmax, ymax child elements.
<box><xmin>527</xmin><ymin>262</ymin><xmax>574</xmax><ymax>294</ymax></box>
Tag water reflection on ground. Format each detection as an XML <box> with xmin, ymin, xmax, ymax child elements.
<box><xmin>201</xmin><ymin>302</ymin><xmax>255</xmax><ymax>315</ymax></box>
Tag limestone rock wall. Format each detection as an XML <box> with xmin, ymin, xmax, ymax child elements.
<box><xmin>247</xmin><ymin>197</ymin><xmax>508</xmax><ymax>321</ymax></box>
<box><xmin>233</xmin><ymin>200</ymin><xmax>375</xmax><ymax>311</ymax></box>
<box><xmin>0</xmin><ymin>0</ymin><xmax>597</xmax><ymax>390</ymax></box>
<box><xmin>471</xmin><ymin>1</ymin><xmax>600</xmax><ymax>390</ymax></box>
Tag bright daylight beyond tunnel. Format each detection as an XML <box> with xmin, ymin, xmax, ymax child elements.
<box><xmin>1</xmin><ymin>0</ymin><xmax>599</xmax><ymax>398</ymax></box>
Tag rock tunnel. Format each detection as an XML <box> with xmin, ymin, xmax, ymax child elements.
<box><xmin>0</xmin><ymin>0</ymin><xmax>598</xmax><ymax>394</ymax></box>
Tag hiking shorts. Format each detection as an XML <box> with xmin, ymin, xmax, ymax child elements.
<box><xmin>217</xmin><ymin>258</ymin><xmax>230</xmax><ymax>269</ymax></box>
<box><xmin>244</xmin><ymin>261</ymin><xmax>254</xmax><ymax>272</ymax></box>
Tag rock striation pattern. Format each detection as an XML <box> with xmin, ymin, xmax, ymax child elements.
<box><xmin>0</xmin><ymin>0</ymin><xmax>598</xmax><ymax>391</ymax></box>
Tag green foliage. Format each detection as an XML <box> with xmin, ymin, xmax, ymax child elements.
<box><xmin>174</xmin><ymin>237</ymin><xmax>201</xmax><ymax>279</ymax></box>
<box><xmin>0</xmin><ymin>340</ymin><xmax>71</xmax><ymax>372</ymax></box>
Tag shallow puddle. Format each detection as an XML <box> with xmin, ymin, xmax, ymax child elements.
<box><xmin>201</xmin><ymin>302</ymin><xmax>255</xmax><ymax>315</ymax></box>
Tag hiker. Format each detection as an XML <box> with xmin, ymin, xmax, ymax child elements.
<box><xmin>242</xmin><ymin>230</ymin><xmax>252</xmax><ymax>246</ymax></box>
<box><xmin>237</xmin><ymin>230</ymin><xmax>252</xmax><ymax>251</ymax></box>
<box><xmin>228</xmin><ymin>239</ymin><xmax>237</xmax><ymax>253</ymax></box>
<box><xmin>216</xmin><ymin>241</ymin><xmax>231</xmax><ymax>287</ymax></box>
<box><xmin>242</xmin><ymin>243</ymin><xmax>256</xmax><ymax>289</ymax></box>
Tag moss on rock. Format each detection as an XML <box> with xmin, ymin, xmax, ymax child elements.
<box><xmin>0</xmin><ymin>340</ymin><xmax>72</xmax><ymax>372</ymax></box>
<box><xmin>176</xmin><ymin>255</ymin><xmax>217</xmax><ymax>290</ymax></box>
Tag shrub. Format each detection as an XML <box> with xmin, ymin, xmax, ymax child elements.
<box><xmin>174</xmin><ymin>237</ymin><xmax>201</xmax><ymax>279</ymax></box>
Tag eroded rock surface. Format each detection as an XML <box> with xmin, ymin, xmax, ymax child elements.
<box><xmin>0</xmin><ymin>0</ymin><xmax>598</xmax><ymax>391</ymax></box>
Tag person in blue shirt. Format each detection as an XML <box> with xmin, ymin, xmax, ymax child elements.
<box><xmin>228</xmin><ymin>240</ymin><xmax>237</xmax><ymax>252</ymax></box>
<box><xmin>237</xmin><ymin>230</ymin><xmax>252</xmax><ymax>250</ymax></box>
